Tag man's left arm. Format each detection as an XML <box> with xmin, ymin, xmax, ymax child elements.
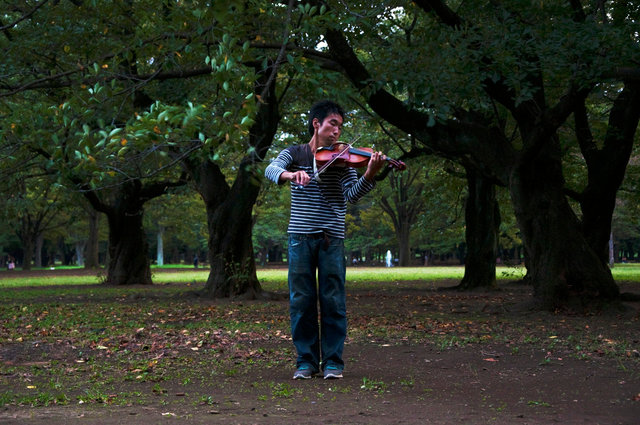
<box><xmin>343</xmin><ymin>151</ymin><xmax>387</xmax><ymax>203</ymax></box>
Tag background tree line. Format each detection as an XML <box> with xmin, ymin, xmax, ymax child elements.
<box><xmin>1</xmin><ymin>0</ymin><xmax>639</xmax><ymax>310</ymax></box>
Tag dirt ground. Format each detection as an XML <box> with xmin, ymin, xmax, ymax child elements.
<box><xmin>1</xmin><ymin>273</ymin><xmax>639</xmax><ymax>425</ymax></box>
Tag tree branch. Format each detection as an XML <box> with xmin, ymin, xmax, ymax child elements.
<box><xmin>0</xmin><ymin>0</ymin><xmax>51</xmax><ymax>32</ymax></box>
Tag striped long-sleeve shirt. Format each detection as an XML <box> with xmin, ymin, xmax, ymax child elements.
<box><xmin>264</xmin><ymin>144</ymin><xmax>376</xmax><ymax>239</ymax></box>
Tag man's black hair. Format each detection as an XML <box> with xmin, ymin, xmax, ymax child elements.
<box><xmin>307</xmin><ymin>100</ymin><xmax>345</xmax><ymax>136</ymax></box>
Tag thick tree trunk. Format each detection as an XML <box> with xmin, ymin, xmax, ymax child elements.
<box><xmin>82</xmin><ymin>178</ymin><xmax>182</xmax><ymax>285</ymax></box>
<box><xmin>576</xmin><ymin>82</ymin><xmax>640</xmax><ymax>265</ymax></box>
<box><xmin>396</xmin><ymin>223</ymin><xmax>411</xmax><ymax>266</ymax></box>
<box><xmin>84</xmin><ymin>209</ymin><xmax>100</xmax><ymax>269</ymax></box>
<box><xmin>35</xmin><ymin>233</ymin><xmax>44</xmax><ymax>268</ymax></box>
<box><xmin>457</xmin><ymin>168</ymin><xmax>499</xmax><ymax>290</ymax></box>
<box><xmin>511</xmin><ymin>156</ymin><xmax>619</xmax><ymax>309</ymax></box>
<box><xmin>21</xmin><ymin>237</ymin><xmax>33</xmax><ymax>270</ymax></box>
<box><xmin>103</xmin><ymin>202</ymin><xmax>152</xmax><ymax>285</ymax></box>
<box><xmin>608</xmin><ymin>233</ymin><xmax>614</xmax><ymax>268</ymax></box>
<box><xmin>188</xmin><ymin>66</ymin><xmax>279</xmax><ymax>298</ymax></box>
<box><xmin>203</xmin><ymin>163</ymin><xmax>263</xmax><ymax>298</ymax></box>
<box><xmin>580</xmin><ymin>185</ymin><xmax>618</xmax><ymax>266</ymax></box>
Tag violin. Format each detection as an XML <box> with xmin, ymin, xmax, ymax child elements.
<box><xmin>313</xmin><ymin>142</ymin><xmax>406</xmax><ymax>178</ymax></box>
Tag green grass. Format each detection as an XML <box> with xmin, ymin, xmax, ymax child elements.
<box><xmin>0</xmin><ymin>274</ymin><xmax>101</xmax><ymax>287</ymax></box>
<box><xmin>609</xmin><ymin>263</ymin><xmax>640</xmax><ymax>282</ymax></box>
<box><xmin>1</xmin><ymin>263</ymin><xmax>639</xmax><ymax>289</ymax></box>
<box><xmin>0</xmin><ymin>265</ymin><xmax>489</xmax><ymax>289</ymax></box>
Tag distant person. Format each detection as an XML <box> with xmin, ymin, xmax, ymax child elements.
<box><xmin>193</xmin><ymin>255</ymin><xmax>199</xmax><ymax>269</ymax></box>
<box><xmin>386</xmin><ymin>250</ymin><xmax>392</xmax><ymax>267</ymax></box>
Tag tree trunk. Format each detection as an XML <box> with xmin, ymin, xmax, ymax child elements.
<box><xmin>576</xmin><ymin>82</ymin><xmax>640</xmax><ymax>265</ymax></box>
<box><xmin>608</xmin><ymin>233</ymin><xmax>614</xmax><ymax>268</ymax></box>
<box><xmin>35</xmin><ymin>233</ymin><xmax>44</xmax><ymax>268</ymax></box>
<box><xmin>457</xmin><ymin>167</ymin><xmax>499</xmax><ymax>290</ymax></box>
<box><xmin>511</xmin><ymin>156</ymin><xmax>619</xmax><ymax>309</ymax></box>
<box><xmin>82</xmin><ymin>178</ymin><xmax>184</xmax><ymax>285</ymax></box>
<box><xmin>396</xmin><ymin>222</ymin><xmax>411</xmax><ymax>266</ymax></box>
<box><xmin>84</xmin><ymin>209</ymin><xmax>100</xmax><ymax>269</ymax></box>
<box><xmin>21</xmin><ymin>237</ymin><xmax>33</xmax><ymax>270</ymax></box>
<box><xmin>203</xmin><ymin>163</ymin><xmax>263</xmax><ymax>298</ymax></box>
<box><xmin>103</xmin><ymin>202</ymin><xmax>152</xmax><ymax>285</ymax></box>
<box><xmin>186</xmin><ymin>66</ymin><xmax>280</xmax><ymax>298</ymax></box>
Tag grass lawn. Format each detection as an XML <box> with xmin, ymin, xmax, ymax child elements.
<box><xmin>2</xmin><ymin>263</ymin><xmax>640</xmax><ymax>289</ymax></box>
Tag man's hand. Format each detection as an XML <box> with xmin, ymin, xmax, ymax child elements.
<box><xmin>363</xmin><ymin>151</ymin><xmax>387</xmax><ymax>182</ymax></box>
<box><xmin>281</xmin><ymin>170</ymin><xmax>311</xmax><ymax>186</ymax></box>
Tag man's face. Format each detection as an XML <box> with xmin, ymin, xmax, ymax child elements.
<box><xmin>313</xmin><ymin>113</ymin><xmax>343</xmax><ymax>146</ymax></box>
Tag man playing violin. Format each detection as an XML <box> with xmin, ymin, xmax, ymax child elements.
<box><xmin>265</xmin><ymin>100</ymin><xmax>386</xmax><ymax>380</ymax></box>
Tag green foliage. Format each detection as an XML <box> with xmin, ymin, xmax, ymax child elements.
<box><xmin>411</xmin><ymin>159</ymin><xmax>467</xmax><ymax>255</ymax></box>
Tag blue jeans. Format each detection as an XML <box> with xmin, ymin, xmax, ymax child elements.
<box><xmin>288</xmin><ymin>234</ymin><xmax>346</xmax><ymax>372</ymax></box>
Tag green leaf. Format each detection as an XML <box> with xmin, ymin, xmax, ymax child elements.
<box><xmin>108</xmin><ymin>128</ymin><xmax>122</xmax><ymax>137</ymax></box>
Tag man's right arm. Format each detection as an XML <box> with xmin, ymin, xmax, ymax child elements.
<box><xmin>280</xmin><ymin>170</ymin><xmax>310</xmax><ymax>186</ymax></box>
<box><xmin>265</xmin><ymin>148</ymin><xmax>311</xmax><ymax>186</ymax></box>
<box><xmin>265</xmin><ymin>149</ymin><xmax>292</xmax><ymax>185</ymax></box>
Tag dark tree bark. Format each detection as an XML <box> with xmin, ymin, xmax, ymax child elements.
<box><xmin>184</xmin><ymin>67</ymin><xmax>280</xmax><ymax>299</ymax></box>
<box><xmin>84</xmin><ymin>208</ymin><xmax>100</xmax><ymax>269</ymax></box>
<box><xmin>510</xmin><ymin>142</ymin><xmax>619</xmax><ymax>307</ymax></box>
<box><xmin>35</xmin><ymin>233</ymin><xmax>44</xmax><ymax>268</ymax></box>
<box><xmin>103</xmin><ymin>197</ymin><xmax>151</xmax><ymax>285</ymax></box>
<box><xmin>457</xmin><ymin>166</ymin><xmax>500</xmax><ymax>290</ymax></box>
<box><xmin>82</xmin><ymin>178</ymin><xmax>185</xmax><ymax>285</ymax></box>
<box><xmin>575</xmin><ymin>82</ymin><xmax>640</xmax><ymax>265</ymax></box>
<box><xmin>200</xmin><ymin>159</ymin><xmax>264</xmax><ymax>298</ymax></box>
<box><xmin>18</xmin><ymin>229</ymin><xmax>34</xmax><ymax>270</ymax></box>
